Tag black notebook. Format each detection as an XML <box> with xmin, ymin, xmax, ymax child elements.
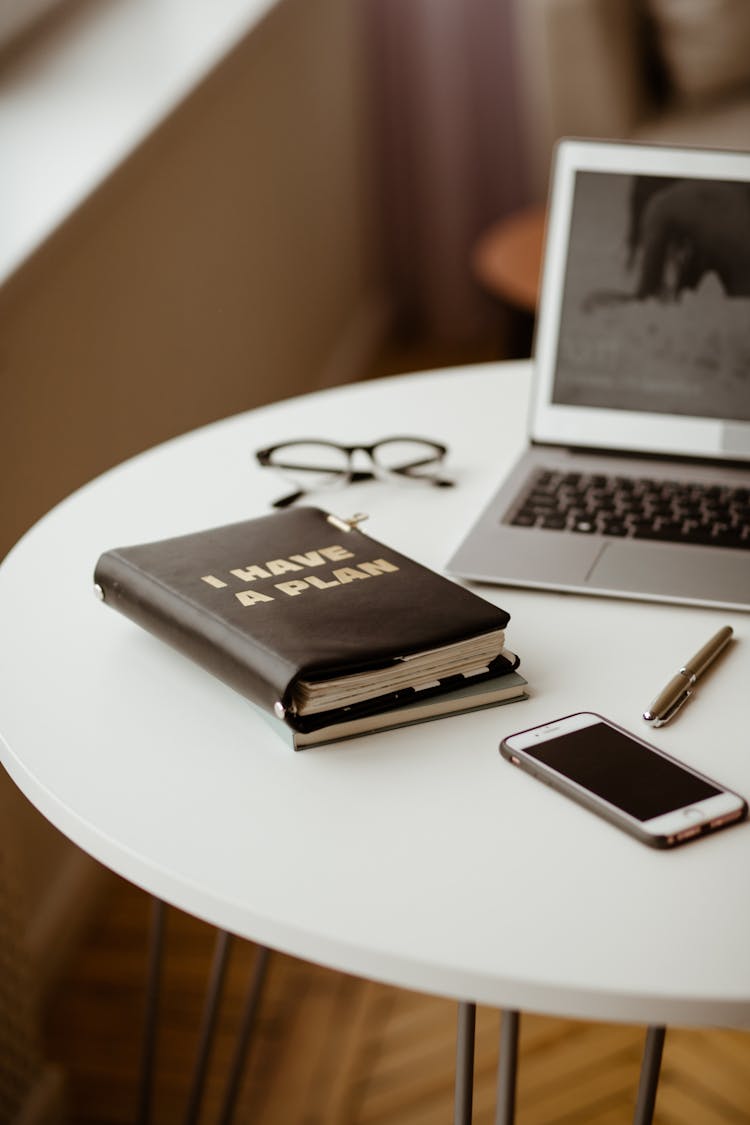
<box><xmin>95</xmin><ymin>507</ymin><xmax>526</xmax><ymax>748</ymax></box>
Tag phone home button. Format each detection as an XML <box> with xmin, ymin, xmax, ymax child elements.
<box><xmin>681</xmin><ymin>808</ymin><xmax>702</xmax><ymax>820</ymax></box>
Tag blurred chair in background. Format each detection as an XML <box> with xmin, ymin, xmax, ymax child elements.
<box><xmin>475</xmin><ymin>0</ymin><xmax>750</xmax><ymax>350</ymax></box>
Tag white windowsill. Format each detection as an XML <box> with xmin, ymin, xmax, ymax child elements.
<box><xmin>0</xmin><ymin>0</ymin><xmax>278</xmax><ymax>288</ymax></box>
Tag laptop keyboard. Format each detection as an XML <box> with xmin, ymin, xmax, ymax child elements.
<box><xmin>508</xmin><ymin>469</ymin><xmax>750</xmax><ymax>550</ymax></box>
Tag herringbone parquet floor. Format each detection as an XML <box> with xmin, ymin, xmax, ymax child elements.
<box><xmin>43</xmin><ymin>875</ymin><xmax>750</xmax><ymax>1124</ymax></box>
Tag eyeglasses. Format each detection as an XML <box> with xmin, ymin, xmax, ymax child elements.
<box><xmin>256</xmin><ymin>436</ymin><xmax>454</xmax><ymax>508</ymax></box>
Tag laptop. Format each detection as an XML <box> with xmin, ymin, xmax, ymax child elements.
<box><xmin>448</xmin><ymin>139</ymin><xmax>750</xmax><ymax>611</ymax></box>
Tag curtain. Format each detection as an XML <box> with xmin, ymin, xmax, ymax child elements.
<box><xmin>364</xmin><ymin>0</ymin><xmax>530</xmax><ymax>343</ymax></box>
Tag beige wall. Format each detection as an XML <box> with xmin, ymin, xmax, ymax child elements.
<box><xmin>0</xmin><ymin>0</ymin><xmax>385</xmax><ymax>561</ymax></box>
<box><xmin>0</xmin><ymin>0</ymin><xmax>387</xmax><ymax>1002</ymax></box>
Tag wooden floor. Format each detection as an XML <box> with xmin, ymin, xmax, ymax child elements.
<box><xmin>43</xmin><ymin>874</ymin><xmax>750</xmax><ymax>1125</ymax></box>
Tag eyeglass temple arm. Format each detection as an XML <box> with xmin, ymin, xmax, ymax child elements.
<box><xmin>271</xmin><ymin>489</ymin><xmax>305</xmax><ymax>509</ymax></box>
<box><xmin>271</xmin><ymin>470</ymin><xmax>376</xmax><ymax>508</ymax></box>
<box><xmin>388</xmin><ymin>466</ymin><xmax>455</xmax><ymax>487</ymax></box>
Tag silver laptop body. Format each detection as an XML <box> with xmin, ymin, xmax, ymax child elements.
<box><xmin>448</xmin><ymin>140</ymin><xmax>750</xmax><ymax>611</ymax></box>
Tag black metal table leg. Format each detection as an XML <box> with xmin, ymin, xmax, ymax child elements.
<box><xmin>137</xmin><ymin>896</ymin><xmax>167</xmax><ymax>1125</ymax></box>
<box><xmin>633</xmin><ymin>1025</ymin><xmax>666</xmax><ymax>1125</ymax></box>
<box><xmin>184</xmin><ymin>929</ymin><xmax>234</xmax><ymax>1125</ymax></box>
<box><xmin>135</xmin><ymin>899</ymin><xmax>272</xmax><ymax>1125</ymax></box>
<box><xmin>217</xmin><ymin>944</ymin><xmax>271</xmax><ymax>1125</ymax></box>
<box><xmin>495</xmin><ymin>1009</ymin><xmax>520</xmax><ymax>1125</ymax></box>
<box><xmin>454</xmin><ymin>1001</ymin><xmax>477</xmax><ymax>1125</ymax></box>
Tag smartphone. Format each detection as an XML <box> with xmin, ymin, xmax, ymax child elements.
<box><xmin>500</xmin><ymin>712</ymin><xmax>748</xmax><ymax>848</ymax></box>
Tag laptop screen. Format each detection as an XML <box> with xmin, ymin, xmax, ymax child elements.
<box><xmin>531</xmin><ymin>141</ymin><xmax>750</xmax><ymax>461</ymax></box>
<box><xmin>553</xmin><ymin>170</ymin><xmax>750</xmax><ymax>423</ymax></box>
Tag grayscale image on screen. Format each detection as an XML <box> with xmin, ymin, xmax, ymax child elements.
<box><xmin>552</xmin><ymin>171</ymin><xmax>750</xmax><ymax>421</ymax></box>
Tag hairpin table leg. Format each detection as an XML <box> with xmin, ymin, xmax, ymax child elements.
<box><xmin>184</xmin><ymin>929</ymin><xmax>234</xmax><ymax>1125</ymax></box>
<box><xmin>454</xmin><ymin>1001</ymin><xmax>477</xmax><ymax>1124</ymax></box>
<box><xmin>633</xmin><ymin>1025</ymin><xmax>666</xmax><ymax>1125</ymax></box>
<box><xmin>495</xmin><ymin>1009</ymin><xmax>520</xmax><ymax>1125</ymax></box>
<box><xmin>137</xmin><ymin>896</ymin><xmax>167</xmax><ymax>1125</ymax></box>
<box><xmin>217</xmin><ymin>945</ymin><xmax>271</xmax><ymax>1125</ymax></box>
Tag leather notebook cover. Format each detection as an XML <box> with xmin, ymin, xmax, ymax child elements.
<box><xmin>94</xmin><ymin>507</ymin><xmax>514</xmax><ymax>737</ymax></box>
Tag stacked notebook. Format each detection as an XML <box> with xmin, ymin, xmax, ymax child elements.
<box><xmin>95</xmin><ymin>507</ymin><xmax>526</xmax><ymax>748</ymax></box>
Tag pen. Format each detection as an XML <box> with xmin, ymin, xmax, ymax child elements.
<box><xmin>643</xmin><ymin>625</ymin><xmax>734</xmax><ymax>727</ymax></box>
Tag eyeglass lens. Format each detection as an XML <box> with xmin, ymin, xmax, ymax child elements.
<box><xmin>265</xmin><ymin>442</ymin><xmax>354</xmax><ymax>491</ymax></box>
<box><xmin>371</xmin><ymin>438</ymin><xmax>445</xmax><ymax>478</ymax></box>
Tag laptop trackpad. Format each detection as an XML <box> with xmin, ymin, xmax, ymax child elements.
<box><xmin>587</xmin><ymin>541</ymin><xmax>749</xmax><ymax>603</ymax></box>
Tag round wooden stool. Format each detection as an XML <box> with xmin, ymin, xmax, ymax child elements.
<box><xmin>472</xmin><ymin>204</ymin><xmax>546</xmax><ymax>355</ymax></box>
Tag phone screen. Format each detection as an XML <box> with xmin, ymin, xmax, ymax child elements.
<box><xmin>525</xmin><ymin>721</ymin><xmax>721</xmax><ymax>821</ymax></box>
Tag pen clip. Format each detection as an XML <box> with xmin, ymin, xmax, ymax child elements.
<box><xmin>650</xmin><ymin>686</ymin><xmax>693</xmax><ymax>727</ymax></box>
<box><xmin>643</xmin><ymin>625</ymin><xmax>733</xmax><ymax>728</ymax></box>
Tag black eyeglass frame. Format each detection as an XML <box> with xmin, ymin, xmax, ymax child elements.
<box><xmin>255</xmin><ymin>436</ymin><xmax>453</xmax><ymax>508</ymax></box>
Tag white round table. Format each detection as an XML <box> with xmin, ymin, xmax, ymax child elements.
<box><xmin>2</xmin><ymin>362</ymin><xmax>748</xmax><ymax>1043</ymax></box>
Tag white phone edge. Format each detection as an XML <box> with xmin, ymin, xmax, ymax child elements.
<box><xmin>500</xmin><ymin>711</ymin><xmax>748</xmax><ymax>848</ymax></box>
